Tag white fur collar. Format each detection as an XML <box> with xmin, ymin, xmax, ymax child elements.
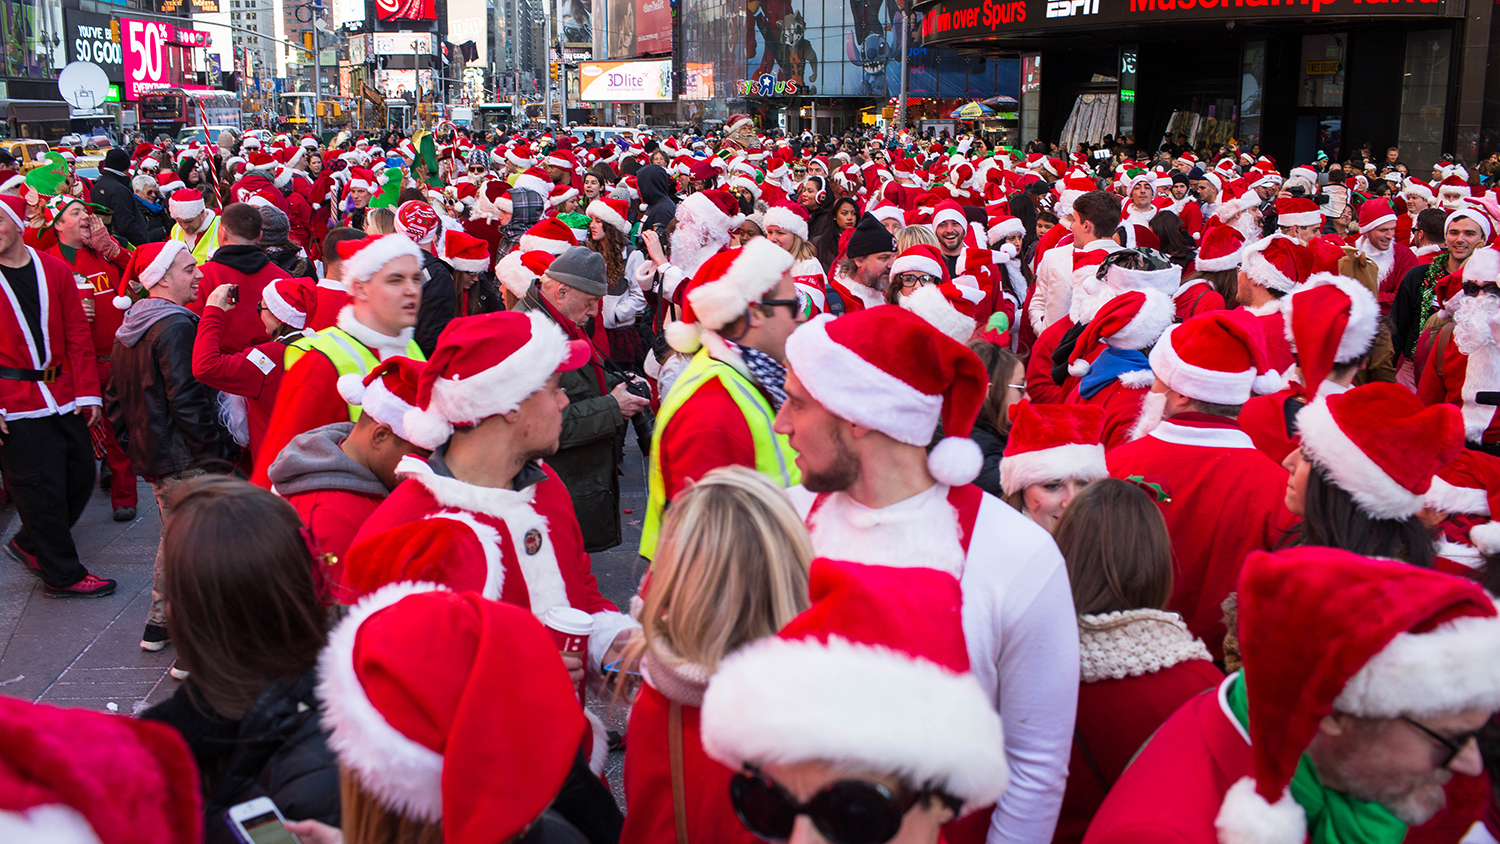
<box><xmin>337</xmin><ymin>305</ymin><xmax>415</xmax><ymax>360</ymax></box>
<box><xmin>834</xmin><ymin>267</ymin><xmax>886</xmax><ymax>309</ymax></box>
<box><xmin>1078</xmin><ymin>609</ymin><xmax>1212</xmax><ymax>683</ymax></box>
<box><xmin>806</xmin><ymin>484</ymin><xmax>966</xmax><ymax>577</ymax></box>
<box><xmin>1413</xmin><ymin>243</ymin><xmax>1442</xmax><ymax>258</ymax></box>
<box><xmin>1245</xmin><ymin>298</ymin><xmax>1283</xmax><ymax>317</ymax></box>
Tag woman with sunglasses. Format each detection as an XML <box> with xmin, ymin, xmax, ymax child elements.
<box><xmin>620</xmin><ymin>466</ymin><xmax>813</xmax><ymax>844</ymax></box>
<box><xmin>701</xmin><ymin>558</ymin><xmax>1008</xmax><ymax>844</ymax></box>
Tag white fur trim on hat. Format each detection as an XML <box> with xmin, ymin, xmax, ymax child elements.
<box><xmin>518</xmin><ymin>231</ymin><xmax>573</xmax><ymax>256</ymax></box>
<box><xmin>1333</xmin><ymin>608</ymin><xmax>1500</xmax><ymax>718</ymax></box>
<box><xmin>1283</xmin><ymin>272</ymin><xmax>1377</xmax><ymax>363</ymax></box>
<box><xmin>169</xmin><ymin>193</ymin><xmax>205</xmax><ymax>220</ymax></box>
<box><xmin>762</xmin><ymin>204</ymin><xmax>809</xmax><ymax>241</ymax></box>
<box><xmin>1276</xmin><ymin>209</ymin><xmax>1322</xmax><ymax>228</ymax></box>
<box><xmin>447</xmin><ymin>253</ymin><xmax>489</xmax><ymax>274</ymax></box>
<box><xmin>899</xmin><ymin>283</ymin><xmax>974</xmax><ymax>345</ymax></box>
<box><xmin>1424</xmin><ymin>476</ymin><xmax>1491</xmax><ymax>516</ymax></box>
<box><xmin>1106</xmin><ymin>263</ymin><xmax>1182</xmax><ymax>296</ymax></box>
<box><xmin>0</xmin><ymin>804</ymin><xmax>103</xmax><ymax>844</ymax></box>
<box><xmin>344</xmin><ymin>234</ymin><xmax>423</xmax><ymax>286</ymax></box>
<box><xmin>512</xmin><ymin>171</ymin><xmax>553</xmax><ymax>198</ymax></box>
<box><xmin>1196</xmin><ymin>244</ymin><xmax>1245</xmax><ymax>273</ymax></box>
<box><xmin>586</xmin><ymin>199</ymin><xmax>629</xmax><ymax>234</ymax></box>
<box><xmin>933</xmin><ymin>206</ymin><xmax>967</xmax><ymax>230</ymax></box>
<box><xmin>495</xmin><ymin>250</ymin><xmax>540</xmax><ymax>298</ymax></box>
<box><xmin>688</xmin><ymin>238</ymin><xmax>796</xmax><ymax>331</ymax></box>
<box><xmin>403</xmin><ymin>311</ymin><xmax>571</xmax><ymax>450</ymax></box>
<box><xmin>142</xmin><ymin>240</ymin><xmax>191</xmax><ymax>290</ymax></box>
<box><xmin>1241</xmin><ymin>236</ymin><xmax>1298</xmax><ymax>293</ymax></box>
<box><xmin>1469</xmin><ymin>521</ymin><xmax>1500</xmax><ymax>556</ymax></box>
<box><xmin>988</xmin><ymin>218</ymin><xmax>1024</xmax><ymax>243</ymax></box>
<box><xmin>261</xmin><ymin>282</ymin><xmax>307</xmax><ymax>329</ymax></box>
<box><xmin>1148</xmin><ymin>323</ymin><xmax>1259</xmax><ymax>406</ymax></box>
<box><xmin>318</xmin><ymin>581</ymin><xmax>450</xmax><ymax>822</ymax></box>
<box><xmin>1360</xmin><ymin>212</ymin><xmax>1397</xmax><ymax>233</ymax></box>
<box><xmin>701</xmin><ymin>634</ymin><xmax>1008</xmax><ymax>813</ymax></box>
<box><xmin>786</xmin><ymin>315</ymin><xmax>944</xmax><ymax>446</ymax></box>
<box><xmin>1215</xmin><ymin>776</ymin><xmax>1307</xmax><ymax>844</ymax></box>
<box><xmin>340</xmin><ymin>372</ymin><xmax>417</xmax><ymax>442</ymax></box>
<box><xmin>677</xmin><ymin>191</ymin><xmax>734</xmax><ymax>238</ymax></box>
<box><xmin>1109</xmin><ymin>288</ymin><xmax>1176</xmax><ymax>351</ymax></box>
<box><xmin>889</xmin><ymin>253</ymin><xmax>945</xmax><ymax>281</ymax></box>
<box><xmin>999</xmin><ymin>442</ymin><xmax>1107</xmax><ymax>496</ymax></box>
<box><xmin>1295</xmin><ymin>397</ymin><xmax>1424</xmax><ymax>519</ymax></box>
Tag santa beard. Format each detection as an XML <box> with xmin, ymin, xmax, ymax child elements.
<box><xmin>1227</xmin><ymin>209</ymin><xmax>1260</xmax><ymax>241</ymax></box>
<box><xmin>1129</xmin><ymin>389</ymin><xmax>1169</xmax><ymax>441</ymax></box>
<box><xmin>805</xmin><ymin>487</ymin><xmax>967</xmax><ymax>577</ymax></box>
<box><xmin>669</xmin><ymin>222</ymin><xmax>730</xmax><ymax>279</ymax></box>
<box><xmin>1453</xmin><ymin>294</ymin><xmax>1500</xmax><ymax>441</ymax></box>
<box><xmin>1359</xmin><ymin>237</ymin><xmax>1395</xmax><ymax>283</ymax></box>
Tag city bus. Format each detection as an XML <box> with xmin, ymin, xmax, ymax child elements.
<box><xmin>278</xmin><ymin>92</ymin><xmax>315</xmax><ymax>132</ymax></box>
<box><xmin>139</xmin><ymin>89</ymin><xmax>241</xmax><ymax>138</ymax></box>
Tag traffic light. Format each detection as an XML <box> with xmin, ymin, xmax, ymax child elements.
<box><xmin>303</xmin><ymin>31</ymin><xmax>314</xmax><ymax>57</ymax></box>
<box><xmin>550</xmin><ymin>61</ymin><xmax>559</xmax><ymax>80</ymax></box>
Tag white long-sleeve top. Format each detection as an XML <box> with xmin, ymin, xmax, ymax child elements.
<box><xmin>1030</xmin><ymin>243</ymin><xmax>1074</xmax><ymax>333</ymax></box>
<box><xmin>788</xmin><ymin>483</ymin><xmax>1079</xmax><ymax>844</ymax></box>
<box><xmin>604</xmin><ymin>250</ymin><xmax>649</xmax><ymax>329</ymax></box>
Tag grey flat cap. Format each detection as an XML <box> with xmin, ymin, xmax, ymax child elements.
<box><xmin>546</xmin><ymin>246</ymin><xmax>608</xmax><ymax>297</ymax></box>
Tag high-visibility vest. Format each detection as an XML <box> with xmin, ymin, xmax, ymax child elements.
<box><xmin>171</xmin><ymin>215</ymin><xmax>221</xmax><ymax>266</ymax></box>
<box><xmin>639</xmin><ymin>347</ymin><xmax>799</xmax><ymax>560</ymax></box>
<box><xmin>284</xmin><ymin>327</ymin><xmax>425</xmax><ymax>422</ymax></box>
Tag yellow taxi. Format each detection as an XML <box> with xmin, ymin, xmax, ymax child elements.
<box><xmin>0</xmin><ymin>139</ymin><xmax>50</xmax><ymax>171</ymax></box>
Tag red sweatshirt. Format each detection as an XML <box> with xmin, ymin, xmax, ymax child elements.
<box><xmin>191</xmin><ymin>306</ymin><xmax>295</xmax><ymax>466</ymax></box>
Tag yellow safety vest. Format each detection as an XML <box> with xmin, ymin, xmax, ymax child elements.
<box><xmin>171</xmin><ymin>215</ymin><xmax>221</xmax><ymax>266</ymax></box>
<box><xmin>284</xmin><ymin>327</ymin><xmax>426</xmax><ymax>422</ymax></box>
<box><xmin>639</xmin><ymin>348</ymin><xmax>799</xmax><ymax>560</ymax></box>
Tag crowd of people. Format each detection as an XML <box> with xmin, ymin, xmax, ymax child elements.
<box><xmin>3</xmin><ymin>115</ymin><xmax>1500</xmax><ymax>844</ymax></box>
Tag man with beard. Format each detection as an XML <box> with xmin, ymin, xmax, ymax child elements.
<box><xmin>773</xmin><ymin>305</ymin><xmax>1080</xmax><ymax>844</ymax></box>
<box><xmin>1106</xmin><ymin>311</ymin><xmax>1294</xmax><ymax>659</ymax></box>
<box><xmin>1354</xmin><ymin>199</ymin><xmax>1418</xmax><ymax>315</ymax></box>
<box><xmin>1417</xmin><ymin>247</ymin><xmax>1500</xmax><ymax>451</ymax></box>
<box><xmin>828</xmin><ymin>213</ymin><xmax>899</xmax><ymax>314</ymax></box>
<box><xmin>933</xmin><ymin>199</ymin><xmax>972</xmax><ymax>278</ymax></box>
<box><xmin>1085</xmin><ymin>546</ymin><xmax>1497</xmax><ymax>844</ymax></box>
<box><xmin>652</xmin><ymin>188</ymin><xmax>739</xmax><ymax>304</ymax></box>
<box><xmin>1394</xmin><ymin>209</ymin><xmax>1491</xmax><ymax>378</ymax></box>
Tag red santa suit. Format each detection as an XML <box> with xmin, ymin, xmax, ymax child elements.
<box><xmin>308</xmin><ymin>278</ymin><xmax>349</xmax><ymax>332</ymax></box>
<box><xmin>0</xmin><ymin>247</ymin><xmax>102</xmax><ymax>420</ymax></box>
<box><xmin>1172</xmin><ymin>280</ymin><xmax>1226</xmax><ymax>321</ymax></box>
<box><xmin>1418</xmin><ymin>271</ymin><xmax>1500</xmax><ymax>448</ymax></box>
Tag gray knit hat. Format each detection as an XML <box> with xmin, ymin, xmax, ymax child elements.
<box><xmin>259</xmin><ymin>205</ymin><xmax>291</xmax><ymax>248</ymax></box>
<box><xmin>545</xmin><ymin>246</ymin><xmax>607</xmax><ymax>297</ymax></box>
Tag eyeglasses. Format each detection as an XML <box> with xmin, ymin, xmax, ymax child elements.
<box><xmin>1400</xmin><ymin>716</ymin><xmax>1483</xmax><ymax>769</ymax></box>
<box><xmin>255</xmin><ymin>302</ymin><xmax>268</xmax><ymax>313</ymax></box>
<box><xmin>730</xmin><ymin>766</ymin><xmax>935</xmax><ymax>844</ymax></box>
<box><xmin>896</xmin><ymin>272</ymin><xmax>940</xmax><ymax>289</ymax></box>
<box><xmin>1464</xmin><ymin>282</ymin><xmax>1500</xmax><ymax>298</ymax></box>
<box><xmin>759</xmin><ymin>297</ymin><xmax>801</xmax><ymax>316</ymax></box>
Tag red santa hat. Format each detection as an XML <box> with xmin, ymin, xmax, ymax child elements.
<box><xmin>318</xmin><ymin>583</ymin><xmax>588</xmax><ymax>844</ymax></box>
<box><xmin>475</xmin><ymin>180</ymin><xmax>512</xmax><ymax>219</ymax></box>
<box><xmin>586</xmin><ymin>197</ymin><xmax>630</xmax><ymax>234</ymax></box>
<box><xmin>868</xmin><ymin>201</ymin><xmax>906</xmax><ymax>228</ymax></box>
<box><xmin>402</xmin><ymin>311</ymin><xmax>591</xmax><ymax>450</ymax></box>
<box><xmin>337</xmin><ymin>356</ymin><xmax>426</xmax><ymax>442</ymax></box>
<box><xmin>1149</xmin><ymin>310</ymin><xmax>1282</xmax><ymax>405</ymax></box>
<box><xmin>888</xmin><ymin>243</ymin><xmax>947</xmax><ymax>282</ymax></box>
<box><xmin>1116</xmin><ymin>224</ymin><xmax>1160</xmax><ymax>251</ymax></box>
<box><xmin>1403</xmin><ymin>179</ymin><xmax>1437</xmax><ymax>204</ymax></box>
<box><xmin>168</xmin><ymin>187</ymin><xmax>205</xmax><ymax>220</ymax></box>
<box><xmin>784</xmin><ymin>306</ymin><xmax>988</xmax><ymax>486</ymax></box>
<box><xmin>932</xmin><ymin>199</ymin><xmax>967</xmax><ymax>230</ymax></box>
<box><xmin>701</xmin><ymin>558</ymin><xmax>1007</xmax><ymax>814</ymax></box>
<box><xmin>505</xmin><ymin>143</ymin><xmax>535</xmax><ymax>169</ymax></box>
<box><xmin>987</xmin><ymin>214</ymin><xmax>1024</xmax><ymax>244</ymax></box>
<box><xmin>1447</xmin><ymin>207</ymin><xmax>1493</xmax><ymax>241</ymax></box>
<box><xmin>1194</xmin><ymin>225</ymin><xmax>1246</xmax><ymax>273</ymax></box>
<box><xmin>999</xmin><ymin>400</ymin><xmax>1107</xmax><ymax>496</ymax></box>
<box><xmin>900</xmin><ymin>282</ymin><xmax>976</xmax><ymax>343</ymax></box>
<box><xmin>1241</xmin><ymin>234</ymin><xmax>1312</xmax><ymax>294</ymax></box>
<box><xmin>666</xmin><ymin>238</ymin><xmax>795</xmax><ymax>353</ymax></box>
<box><xmin>495</xmin><ymin>249</ymin><xmax>556</xmax><ymax>299</ymax></box>
<box><xmin>1281</xmin><ymin>272</ymin><xmax>1378</xmax><ymax>395</ymax></box>
<box><xmin>1066</xmin><ymin>289</ymin><xmax>1175</xmax><ymax>377</ymax></box>
<box><xmin>511</xmin><ymin>166</ymin><xmax>554</xmax><ymax>198</ymax></box>
<box><xmin>762</xmin><ymin>201</ymin><xmax>810</xmax><ymax>241</ymax></box>
<box><xmin>1295</xmin><ymin>383</ymin><xmax>1464</xmax><ymax>519</ymax></box>
<box><xmin>1358</xmin><ymin>198</ymin><xmax>1398</xmax><ymax>233</ymax></box>
<box><xmin>346</xmin><ymin>166</ymin><xmax>378</xmax><ymax>194</ymax></box>
<box><xmin>518</xmin><ymin>217</ymin><xmax>578</xmax><ymax>255</ymax></box>
<box><xmin>437</xmin><ymin>229</ymin><xmax>490</xmax><ymax>274</ymax></box>
<box><xmin>547</xmin><ymin>182</ymin><xmax>579</xmax><ymax>208</ymax></box>
<box><xmin>395</xmin><ymin>200</ymin><xmax>441</xmax><ymax>245</ymax></box>
<box><xmin>0</xmin><ymin>695</ymin><xmax>203</xmax><ymax>844</ymax></box>
<box><xmin>0</xmin><ymin>170</ymin><xmax>23</xmax><ymax>197</ymax></box>
<box><xmin>0</xmin><ymin>194</ymin><xmax>24</xmax><ymax>228</ymax></box>
<box><xmin>1221</xmin><ymin>546</ymin><xmax>1500</xmax><ymax>844</ymax></box>
<box><xmin>259</xmin><ymin>278</ymin><xmax>316</xmax><ymax>331</ymax></box>
<box><xmin>113</xmin><ymin>240</ymin><xmax>192</xmax><ymax>310</ymax></box>
<box><xmin>1274</xmin><ymin>195</ymin><xmax>1321</xmax><ymax>227</ymax></box>
<box><xmin>680</xmin><ymin>188</ymin><xmax>744</xmax><ymax>235</ymax></box>
<box><xmin>337</xmin><ymin>233</ymin><xmax>424</xmax><ymax>286</ymax></box>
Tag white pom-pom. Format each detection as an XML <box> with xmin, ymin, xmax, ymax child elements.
<box><xmin>1214</xmin><ymin>777</ymin><xmax>1307</xmax><ymax>844</ymax></box>
<box><xmin>928</xmin><ymin>436</ymin><xmax>983</xmax><ymax>487</ymax></box>
<box><xmin>1252</xmin><ymin>370</ymin><xmax>1285</xmax><ymax>395</ymax></box>
<box><xmin>1470</xmin><ymin>521</ymin><xmax>1500</xmax><ymax>556</ymax></box>
<box><xmin>113</xmin><ymin>294</ymin><xmax>133</xmax><ymax>310</ymax></box>
<box><xmin>337</xmin><ymin>372</ymin><xmax>368</xmax><ymax>405</ymax></box>
<box><xmin>401</xmin><ymin>407</ymin><xmax>454</xmax><ymax>450</ymax></box>
<box><xmin>1068</xmin><ymin>358</ymin><xmax>1091</xmax><ymax>377</ymax></box>
<box><xmin>665</xmin><ymin>320</ymin><xmax>703</xmax><ymax>354</ymax></box>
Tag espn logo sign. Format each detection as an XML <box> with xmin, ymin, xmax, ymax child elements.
<box><xmin>1046</xmin><ymin>0</ymin><xmax>1099</xmax><ymax>17</ymax></box>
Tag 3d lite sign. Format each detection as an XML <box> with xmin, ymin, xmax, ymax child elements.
<box><xmin>578</xmin><ymin>60</ymin><xmax>673</xmax><ymax>102</ymax></box>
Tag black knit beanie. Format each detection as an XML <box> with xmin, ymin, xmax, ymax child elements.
<box><xmin>844</xmin><ymin>213</ymin><xmax>897</xmax><ymax>258</ymax></box>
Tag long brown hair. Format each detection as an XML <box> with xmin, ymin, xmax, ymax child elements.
<box><xmin>161</xmin><ymin>476</ymin><xmax>328</xmax><ymax>720</ymax></box>
<box><xmin>587</xmin><ymin>220</ymin><xmax>627</xmax><ymax>290</ymax></box>
<box><xmin>1184</xmin><ymin>268</ymin><xmax>1238</xmax><ymax>311</ymax></box>
<box><xmin>968</xmin><ymin>341</ymin><xmax>1023</xmax><ymax>434</ymax></box>
<box><xmin>1054</xmin><ymin>478</ymin><xmax>1174</xmax><ymax>617</ymax></box>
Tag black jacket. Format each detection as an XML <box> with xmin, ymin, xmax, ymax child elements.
<box><xmin>107</xmin><ymin>300</ymin><xmax>237</xmax><ymax>477</ymax></box>
<box><xmin>635</xmin><ymin>164</ymin><xmax>677</xmax><ymax>234</ymax></box>
<box><xmin>970</xmin><ymin>418</ymin><xmax>1008</xmax><ymax>500</ymax></box>
<box><xmin>142</xmin><ymin>669</ymin><xmax>340</xmax><ymax>844</ymax></box>
<box><xmin>94</xmin><ymin>168</ymin><xmax>155</xmax><ymax>248</ymax></box>
<box><xmin>415</xmin><ymin>249</ymin><xmax>457</xmax><ymax>357</ymax></box>
<box><xmin>266</xmin><ymin>245</ymin><xmax>317</xmax><ymax>281</ymax></box>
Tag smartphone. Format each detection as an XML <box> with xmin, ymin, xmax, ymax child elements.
<box><xmin>226</xmin><ymin>797</ymin><xmax>302</xmax><ymax>844</ymax></box>
<box><xmin>226</xmin><ymin>284</ymin><xmax>239</xmax><ymax>306</ymax></box>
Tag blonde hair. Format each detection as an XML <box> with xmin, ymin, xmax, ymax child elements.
<box><xmin>365</xmin><ymin>207</ymin><xmax>396</xmax><ymax>235</ymax></box>
<box><xmin>635</xmin><ymin>466</ymin><xmax>813</xmax><ymax>673</ymax></box>
<box><xmin>779</xmin><ymin>231</ymin><xmax>819</xmax><ymax>263</ymax></box>
<box><xmin>340</xmin><ymin>767</ymin><xmax>442</xmax><ymax>844</ymax></box>
<box><xmin>897</xmin><ymin>225</ymin><xmax>939</xmax><ymax>250</ymax></box>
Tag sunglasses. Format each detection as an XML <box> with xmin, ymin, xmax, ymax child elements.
<box><xmin>759</xmin><ymin>296</ymin><xmax>801</xmax><ymax>316</ymax></box>
<box><xmin>730</xmin><ymin>766</ymin><xmax>934</xmax><ymax>844</ymax></box>
<box><xmin>1464</xmin><ymin>282</ymin><xmax>1500</xmax><ymax>298</ymax></box>
<box><xmin>897</xmin><ymin>272</ymin><xmax>940</xmax><ymax>289</ymax></box>
<box><xmin>1401</xmin><ymin>716</ymin><xmax>1482</xmax><ymax>769</ymax></box>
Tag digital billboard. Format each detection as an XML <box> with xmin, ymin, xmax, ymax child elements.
<box><xmin>376</xmin><ymin>0</ymin><xmax>437</xmax><ymax>22</ymax></box>
<box><xmin>578</xmin><ymin>59</ymin><xmax>672</xmax><ymax>101</ymax></box>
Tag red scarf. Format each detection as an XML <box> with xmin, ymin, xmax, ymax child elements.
<box><xmin>536</xmin><ymin>290</ymin><xmax>607</xmax><ymax>393</ymax></box>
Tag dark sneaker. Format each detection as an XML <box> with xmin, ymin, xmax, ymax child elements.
<box><xmin>99</xmin><ymin>464</ymin><xmax>113</xmax><ymax>492</ymax></box>
<box><xmin>141</xmin><ymin>623</ymin><xmax>170</xmax><ymax>652</ymax></box>
<box><xmin>4</xmin><ymin>540</ymin><xmax>40</xmax><ymax>578</ymax></box>
<box><xmin>43</xmin><ymin>573</ymin><xmax>117</xmax><ymax>599</ymax></box>
<box><xmin>113</xmin><ymin>506</ymin><xmax>137</xmax><ymax>522</ymax></box>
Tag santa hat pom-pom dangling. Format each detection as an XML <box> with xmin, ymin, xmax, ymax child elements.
<box><xmin>1252</xmin><ymin>369</ymin><xmax>1286</xmax><ymax>395</ymax></box>
<box><xmin>928</xmin><ymin>436</ymin><xmax>984</xmax><ymax>486</ymax></box>
<box><xmin>1214</xmin><ymin>777</ymin><xmax>1307</xmax><ymax>844</ymax></box>
<box><xmin>337</xmin><ymin>373</ymin><xmax>368</xmax><ymax>405</ymax></box>
<box><xmin>1470</xmin><ymin>521</ymin><xmax>1500</xmax><ymax>556</ymax></box>
<box><xmin>1068</xmin><ymin>358</ymin><xmax>1092</xmax><ymax>377</ymax></box>
<box><xmin>401</xmin><ymin>406</ymin><xmax>455</xmax><ymax>451</ymax></box>
<box><xmin>665</xmin><ymin>320</ymin><xmax>703</xmax><ymax>353</ymax></box>
<box><xmin>113</xmin><ymin>294</ymin><xmax>134</xmax><ymax>310</ymax></box>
